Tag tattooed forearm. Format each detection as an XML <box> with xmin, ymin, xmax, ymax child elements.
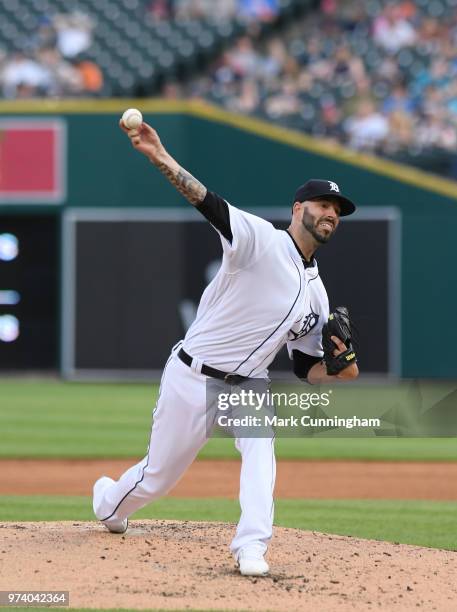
<box><xmin>156</xmin><ymin>161</ymin><xmax>207</xmax><ymax>206</ymax></box>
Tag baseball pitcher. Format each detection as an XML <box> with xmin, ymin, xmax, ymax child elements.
<box><xmin>92</xmin><ymin>120</ymin><xmax>359</xmax><ymax>576</ymax></box>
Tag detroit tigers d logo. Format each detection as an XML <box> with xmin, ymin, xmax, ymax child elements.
<box><xmin>290</xmin><ymin>308</ymin><xmax>319</xmax><ymax>340</ymax></box>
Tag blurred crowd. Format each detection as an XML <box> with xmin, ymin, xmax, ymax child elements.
<box><xmin>184</xmin><ymin>0</ymin><xmax>457</xmax><ymax>169</ymax></box>
<box><xmin>0</xmin><ymin>0</ymin><xmax>277</xmax><ymax>99</ymax></box>
<box><xmin>1</xmin><ymin>0</ymin><xmax>456</xmax><ymax>175</ymax></box>
<box><xmin>0</xmin><ymin>12</ymin><xmax>103</xmax><ymax>98</ymax></box>
<box><xmin>147</xmin><ymin>0</ymin><xmax>279</xmax><ymax>22</ymax></box>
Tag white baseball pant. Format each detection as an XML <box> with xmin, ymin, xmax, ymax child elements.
<box><xmin>93</xmin><ymin>347</ymin><xmax>276</xmax><ymax>558</ymax></box>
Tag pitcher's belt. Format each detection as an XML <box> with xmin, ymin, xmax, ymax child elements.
<box><xmin>177</xmin><ymin>348</ymin><xmax>248</xmax><ymax>385</ymax></box>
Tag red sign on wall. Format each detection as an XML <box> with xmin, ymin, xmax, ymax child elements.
<box><xmin>0</xmin><ymin>120</ymin><xmax>66</xmax><ymax>203</ymax></box>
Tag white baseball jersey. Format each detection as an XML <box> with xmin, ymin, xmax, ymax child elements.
<box><xmin>93</xmin><ymin>191</ymin><xmax>329</xmax><ymax>560</ymax></box>
<box><xmin>183</xmin><ymin>192</ymin><xmax>329</xmax><ymax>377</ymax></box>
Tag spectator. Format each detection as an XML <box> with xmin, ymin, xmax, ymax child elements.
<box><xmin>238</xmin><ymin>0</ymin><xmax>279</xmax><ymax>23</ymax></box>
<box><xmin>74</xmin><ymin>57</ymin><xmax>104</xmax><ymax>94</ymax></box>
<box><xmin>0</xmin><ymin>48</ymin><xmax>7</xmax><ymax>85</ymax></box>
<box><xmin>264</xmin><ymin>79</ymin><xmax>300</xmax><ymax>119</ymax></box>
<box><xmin>376</xmin><ymin>56</ymin><xmax>402</xmax><ymax>84</ymax></box>
<box><xmin>227</xmin><ymin>37</ymin><xmax>262</xmax><ymax>79</ymax></box>
<box><xmin>147</xmin><ymin>0</ymin><xmax>174</xmax><ymax>20</ymax></box>
<box><xmin>344</xmin><ymin>99</ymin><xmax>389</xmax><ymax>151</ymax></box>
<box><xmin>55</xmin><ymin>12</ymin><xmax>93</xmax><ymax>59</ymax></box>
<box><xmin>15</xmin><ymin>82</ymin><xmax>40</xmax><ymax>99</ymax></box>
<box><xmin>415</xmin><ymin>112</ymin><xmax>457</xmax><ymax>152</ymax></box>
<box><xmin>420</xmin><ymin>85</ymin><xmax>444</xmax><ymax>118</ymax></box>
<box><xmin>32</xmin><ymin>16</ymin><xmax>58</xmax><ymax>51</ymax></box>
<box><xmin>418</xmin><ymin>16</ymin><xmax>440</xmax><ymax>43</ymax></box>
<box><xmin>162</xmin><ymin>81</ymin><xmax>182</xmax><ymax>98</ymax></box>
<box><xmin>304</xmin><ymin>36</ymin><xmax>325</xmax><ymax>66</ymax></box>
<box><xmin>314</xmin><ymin>102</ymin><xmax>346</xmax><ymax>144</ymax></box>
<box><xmin>228</xmin><ymin>79</ymin><xmax>260</xmax><ymax>113</ymax></box>
<box><xmin>259</xmin><ymin>38</ymin><xmax>288</xmax><ymax>82</ymax></box>
<box><xmin>2</xmin><ymin>51</ymin><xmax>50</xmax><ymax>98</ymax></box>
<box><xmin>37</xmin><ymin>47</ymin><xmax>83</xmax><ymax>96</ymax></box>
<box><xmin>413</xmin><ymin>58</ymin><xmax>452</xmax><ymax>96</ymax></box>
<box><xmin>320</xmin><ymin>0</ymin><xmax>337</xmax><ymax>17</ymax></box>
<box><xmin>396</xmin><ymin>0</ymin><xmax>417</xmax><ymax>20</ymax></box>
<box><xmin>373</xmin><ymin>4</ymin><xmax>416</xmax><ymax>54</ymax></box>
<box><xmin>382</xmin><ymin>83</ymin><xmax>415</xmax><ymax>114</ymax></box>
<box><xmin>446</xmin><ymin>82</ymin><xmax>457</xmax><ymax>116</ymax></box>
<box><xmin>175</xmin><ymin>0</ymin><xmax>237</xmax><ymax>20</ymax></box>
<box><xmin>384</xmin><ymin>110</ymin><xmax>414</xmax><ymax>153</ymax></box>
<box><xmin>332</xmin><ymin>45</ymin><xmax>366</xmax><ymax>87</ymax></box>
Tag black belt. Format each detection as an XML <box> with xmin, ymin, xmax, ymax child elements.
<box><xmin>178</xmin><ymin>348</ymin><xmax>248</xmax><ymax>385</ymax></box>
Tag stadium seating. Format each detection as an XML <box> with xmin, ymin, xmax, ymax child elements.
<box><xmin>2</xmin><ymin>0</ymin><xmax>455</xmax><ymax>177</ymax></box>
<box><xmin>195</xmin><ymin>0</ymin><xmax>457</xmax><ymax>177</ymax></box>
<box><xmin>0</xmin><ymin>0</ymin><xmax>305</xmax><ymax>96</ymax></box>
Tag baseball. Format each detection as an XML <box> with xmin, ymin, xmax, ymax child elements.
<box><xmin>121</xmin><ymin>108</ymin><xmax>143</xmax><ymax>129</ymax></box>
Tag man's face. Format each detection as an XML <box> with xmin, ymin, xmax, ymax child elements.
<box><xmin>300</xmin><ymin>199</ymin><xmax>341</xmax><ymax>243</ymax></box>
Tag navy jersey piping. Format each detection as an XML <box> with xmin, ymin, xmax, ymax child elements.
<box><xmin>231</xmin><ymin>256</ymin><xmax>303</xmax><ymax>375</ymax></box>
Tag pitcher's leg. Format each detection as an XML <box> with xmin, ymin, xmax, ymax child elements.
<box><xmin>93</xmin><ymin>355</ymin><xmax>209</xmax><ymax>523</ymax></box>
<box><xmin>230</xmin><ymin>436</ymin><xmax>276</xmax><ymax>558</ymax></box>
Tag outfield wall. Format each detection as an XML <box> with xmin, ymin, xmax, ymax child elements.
<box><xmin>0</xmin><ymin>99</ymin><xmax>455</xmax><ymax>377</ymax></box>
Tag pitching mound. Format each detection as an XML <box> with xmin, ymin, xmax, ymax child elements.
<box><xmin>1</xmin><ymin>521</ymin><xmax>456</xmax><ymax>611</ymax></box>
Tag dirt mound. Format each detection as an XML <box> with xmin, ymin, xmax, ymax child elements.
<box><xmin>1</xmin><ymin>521</ymin><xmax>456</xmax><ymax>611</ymax></box>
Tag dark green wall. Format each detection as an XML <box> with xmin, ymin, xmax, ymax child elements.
<box><xmin>1</xmin><ymin>111</ymin><xmax>456</xmax><ymax>377</ymax></box>
<box><xmin>68</xmin><ymin>114</ymin><xmax>188</xmax><ymax>208</ymax></box>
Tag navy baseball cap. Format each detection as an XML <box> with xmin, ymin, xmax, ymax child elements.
<box><xmin>294</xmin><ymin>179</ymin><xmax>356</xmax><ymax>216</ymax></box>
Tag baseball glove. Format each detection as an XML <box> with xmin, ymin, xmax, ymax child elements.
<box><xmin>322</xmin><ymin>306</ymin><xmax>357</xmax><ymax>376</ymax></box>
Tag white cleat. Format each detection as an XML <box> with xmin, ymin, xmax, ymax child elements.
<box><xmin>238</xmin><ymin>546</ymin><xmax>269</xmax><ymax>576</ymax></box>
<box><xmin>102</xmin><ymin>517</ymin><xmax>128</xmax><ymax>534</ymax></box>
<box><xmin>93</xmin><ymin>476</ymin><xmax>128</xmax><ymax>534</ymax></box>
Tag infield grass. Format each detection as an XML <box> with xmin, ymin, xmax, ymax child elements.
<box><xmin>0</xmin><ymin>495</ymin><xmax>456</xmax><ymax>550</ymax></box>
<box><xmin>1</xmin><ymin>380</ymin><xmax>457</xmax><ymax>460</ymax></box>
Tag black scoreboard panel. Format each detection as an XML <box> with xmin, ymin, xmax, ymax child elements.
<box><xmin>73</xmin><ymin>221</ymin><xmax>183</xmax><ymax>370</ymax></box>
<box><xmin>0</xmin><ymin>215</ymin><xmax>58</xmax><ymax>369</ymax></box>
<box><xmin>67</xmin><ymin>214</ymin><xmax>396</xmax><ymax>377</ymax></box>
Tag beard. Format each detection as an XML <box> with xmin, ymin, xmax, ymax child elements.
<box><xmin>302</xmin><ymin>209</ymin><xmax>336</xmax><ymax>244</ymax></box>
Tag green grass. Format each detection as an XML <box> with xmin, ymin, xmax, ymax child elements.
<box><xmin>0</xmin><ymin>495</ymin><xmax>456</xmax><ymax>550</ymax></box>
<box><xmin>1</xmin><ymin>380</ymin><xmax>457</xmax><ymax>460</ymax></box>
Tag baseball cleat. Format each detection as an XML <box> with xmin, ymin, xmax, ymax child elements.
<box><xmin>93</xmin><ymin>476</ymin><xmax>129</xmax><ymax>534</ymax></box>
<box><xmin>237</xmin><ymin>546</ymin><xmax>269</xmax><ymax>576</ymax></box>
<box><xmin>102</xmin><ymin>517</ymin><xmax>128</xmax><ymax>534</ymax></box>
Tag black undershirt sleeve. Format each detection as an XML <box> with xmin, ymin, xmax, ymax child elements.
<box><xmin>196</xmin><ymin>191</ymin><xmax>233</xmax><ymax>244</ymax></box>
<box><xmin>292</xmin><ymin>350</ymin><xmax>322</xmax><ymax>381</ymax></box>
